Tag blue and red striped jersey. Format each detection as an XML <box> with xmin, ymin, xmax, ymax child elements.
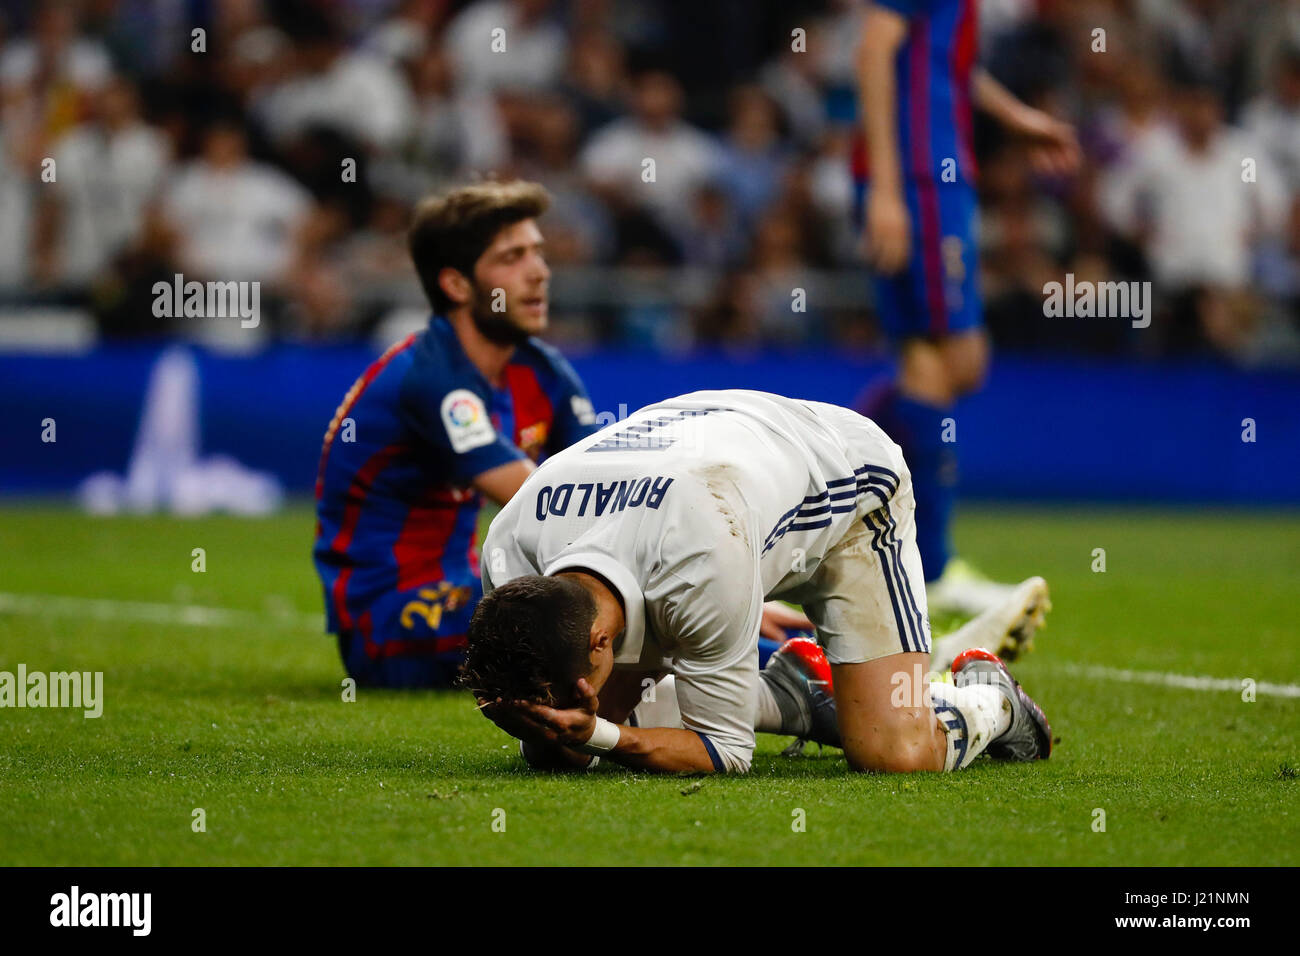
<box><xmin>853</xmin><ymin>0</ymin><xmax>979</xmax><ymax>185</ymax></box>
<box><xmin>312</xmin><ymin>316</ymin><xmax>597</xmax><ymax>635</ymax></box>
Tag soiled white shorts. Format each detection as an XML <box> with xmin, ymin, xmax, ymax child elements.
<box><xmin>782</xmin><ymin>431</ymin><xmax>932</xmax><ymax>665</ymax></box>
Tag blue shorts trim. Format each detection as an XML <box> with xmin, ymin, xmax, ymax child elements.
<box><xmin>696</xmin><ymin>733</ymin><xmax>726</xmax><ymax>772</ymax></box>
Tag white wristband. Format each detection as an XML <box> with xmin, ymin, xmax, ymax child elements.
<box><xmin>577</xmin><ymin>717</ymin><xmax>621</xmax><ymax>755</ymax></box>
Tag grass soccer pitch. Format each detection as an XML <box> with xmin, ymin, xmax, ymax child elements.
<box><xmin>0</xmin><ymin>504</ymin><xmax>1296</xmax><ymax>867</ymax></box>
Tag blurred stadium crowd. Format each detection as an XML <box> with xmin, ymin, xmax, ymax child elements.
<box><xmin>0</xmin><ymin>0</ymin><xmax>1298</xmax><ymax>364</ymax></box>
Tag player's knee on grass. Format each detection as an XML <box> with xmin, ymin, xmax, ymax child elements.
<box><xmin>841</xmin><ymin>706</ymin><xmax>944</xmax><ymax>774</ymax></box>
<box><xmin>833</xmin><ymin>655</ymin><xmax>944</xmax><ymax>773</ymax></box>
<box><xmin>711</xmin><ymin>738</ymin><xmax>753</xmax><ymax>774</ymax></box>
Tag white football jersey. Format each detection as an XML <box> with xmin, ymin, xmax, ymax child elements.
<box><xmin>481</xmin><ymin>389</ymin><xmax>911</xmax><ymax>771</ymax></box>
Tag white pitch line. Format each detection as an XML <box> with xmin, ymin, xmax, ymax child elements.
<box><xmin>1047</xmin><ymin>661</ymin><xmax>1300</xmax><ymax>699</ymax></box>
<box><xmin>0</xmin><ymin>591</ymin><xmax>321</xmax><ymax>631</ymax></box>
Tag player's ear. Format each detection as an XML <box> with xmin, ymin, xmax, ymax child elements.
<box><xmin>438</xmin><ymin>266</ymin><xmax>472</xmax><ymax>307</ymax></box>
<box><xmin>589</xmin><ymin>627</ymin><xmax>612</xmax><ymax>653</ymax></box>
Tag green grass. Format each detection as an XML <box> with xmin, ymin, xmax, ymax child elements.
<box><xmin>0</xmin><ymin>504</ymin><xmax>1297</xmax><ymax>865</ymax></box>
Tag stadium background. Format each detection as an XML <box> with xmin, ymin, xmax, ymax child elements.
<box><xmin>0</xmin><ymin>0</ymin><xmax>1297</xmax><ymax>505</ymax></box>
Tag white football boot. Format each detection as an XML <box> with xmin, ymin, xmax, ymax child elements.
<box><xmin>929</xmin><ymin>575</ymin><xmax>1051</xmax><ymax>672</ymax></box>
<box><xmin>927</xmin><ymin>557</ymin><xmax>1025</xmax><ymax>618</ymax></box>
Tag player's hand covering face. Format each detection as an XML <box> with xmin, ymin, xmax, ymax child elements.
<box><xmin>477</xmin><ymin>678</ymin><xmax>601</xmax><ymax>748</ymax></box>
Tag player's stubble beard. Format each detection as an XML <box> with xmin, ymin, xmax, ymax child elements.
<box><xmin>467</xmin><ymin>283</ymin><xmax>543</xmax><ymax>347</ymax></box>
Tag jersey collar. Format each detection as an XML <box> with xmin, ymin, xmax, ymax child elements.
<box><xmin>430</xmin><ymin>312</ymin><xmax>531</xmax><ymax>395</ymax></box>
<box><xmin>541</xmin><ymin>551</ymin><xmax>650</xmax><ymax>666</ymax></box>
<box><xmin>430</xmin><ymin>315</ymin><xmax>480</xmax><ymax>379</ymax></box>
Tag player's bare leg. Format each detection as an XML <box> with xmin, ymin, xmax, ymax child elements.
<box><xmin>831</xmin><ymin>652</ymin><xmax>946</xmax><ymax>772</ymax></box>
<box><xmin>830</xmin><ymin>647</ymin><xmax>1050</xmax><ymax>772</ymax></box>
<box><xmin>898</xmin><ymin>337</ymin><xmax>959</xmax><ymax>405</ymax></box>
<box><xmin>934</xmin><ymin>327</ymin><xmax>990</xmax><ymax>399</ymax></box>
<box><xmin>898</xmin><ymin>330</ymin><xmax>988</xmax><ymax>406</ymax></box>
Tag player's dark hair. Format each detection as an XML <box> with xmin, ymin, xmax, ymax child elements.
<box><xmin>408</xmin><ymin>180</ymin><xmax>551</xmax><ymax>314</ymax></box>
<box><xmin>460</xmin><ymin>575</ymin><xmax>597</xmax><ymax>706</ymax></box>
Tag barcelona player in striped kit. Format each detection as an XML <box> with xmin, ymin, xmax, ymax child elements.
<box><xmin>854</xmin><ymin>0</ymin><xmax>1079</xmax><ymax>615</ymax></box>
<box><xmin>313</xmin><ymin>182</ymin><xmax>599</xmax><ymax>688</ymax></box>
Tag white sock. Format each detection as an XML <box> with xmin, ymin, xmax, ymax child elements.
<box><xmin>927</xmin><ymin>681</ymin><xmax>1012</xmax><ymax>771</ymax></box>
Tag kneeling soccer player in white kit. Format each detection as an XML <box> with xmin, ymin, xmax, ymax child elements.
<box><xmin>463</xmin><ymin>390</ymin><xmax>1052</xmax><ymax>774</ymax></box>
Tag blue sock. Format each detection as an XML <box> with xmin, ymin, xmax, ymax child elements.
<box><xmin>857</xmin><ymin>382</ymin><xmax>954</xmax><ymax>582</ymax></box>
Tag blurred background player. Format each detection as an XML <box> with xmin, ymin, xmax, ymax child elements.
<box><xmin>852</xmin><ymin>0</ymin><xmax>1081</xmax><ymax>616</ymax></box>
<box><xmin>313</xmin><ymin>180</ymin><xmax>598</xmax><ymax>688</ymax></box>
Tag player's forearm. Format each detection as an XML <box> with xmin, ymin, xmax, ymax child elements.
<box><xmin>857</xmin><ymin>6</ymin><xmax>907</xmax><ymax>196</ymax></box>
<box><xmin>607</xmin><ymin>725</ymin><xmax>720</xmax><ymax>774</ymax></box>
<box><xmin>472</xmin><ymin>458</ymin><xmax>535</xmax><ymax>506</ymax></box>
<box><xmin>972</xmin><ymin>69</ymin><xmax>1036</xmax><ymax>134</ymax></box>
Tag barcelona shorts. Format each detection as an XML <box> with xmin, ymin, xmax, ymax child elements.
<box><xmin>337</xmin><ymin>577</ymin><xmax>482</xmax><ymax>689</ymax></box>
<box><xmin>855</xmin><ymin>177</ymin><xmax>982</xmax><ymax>341</ymax></box>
